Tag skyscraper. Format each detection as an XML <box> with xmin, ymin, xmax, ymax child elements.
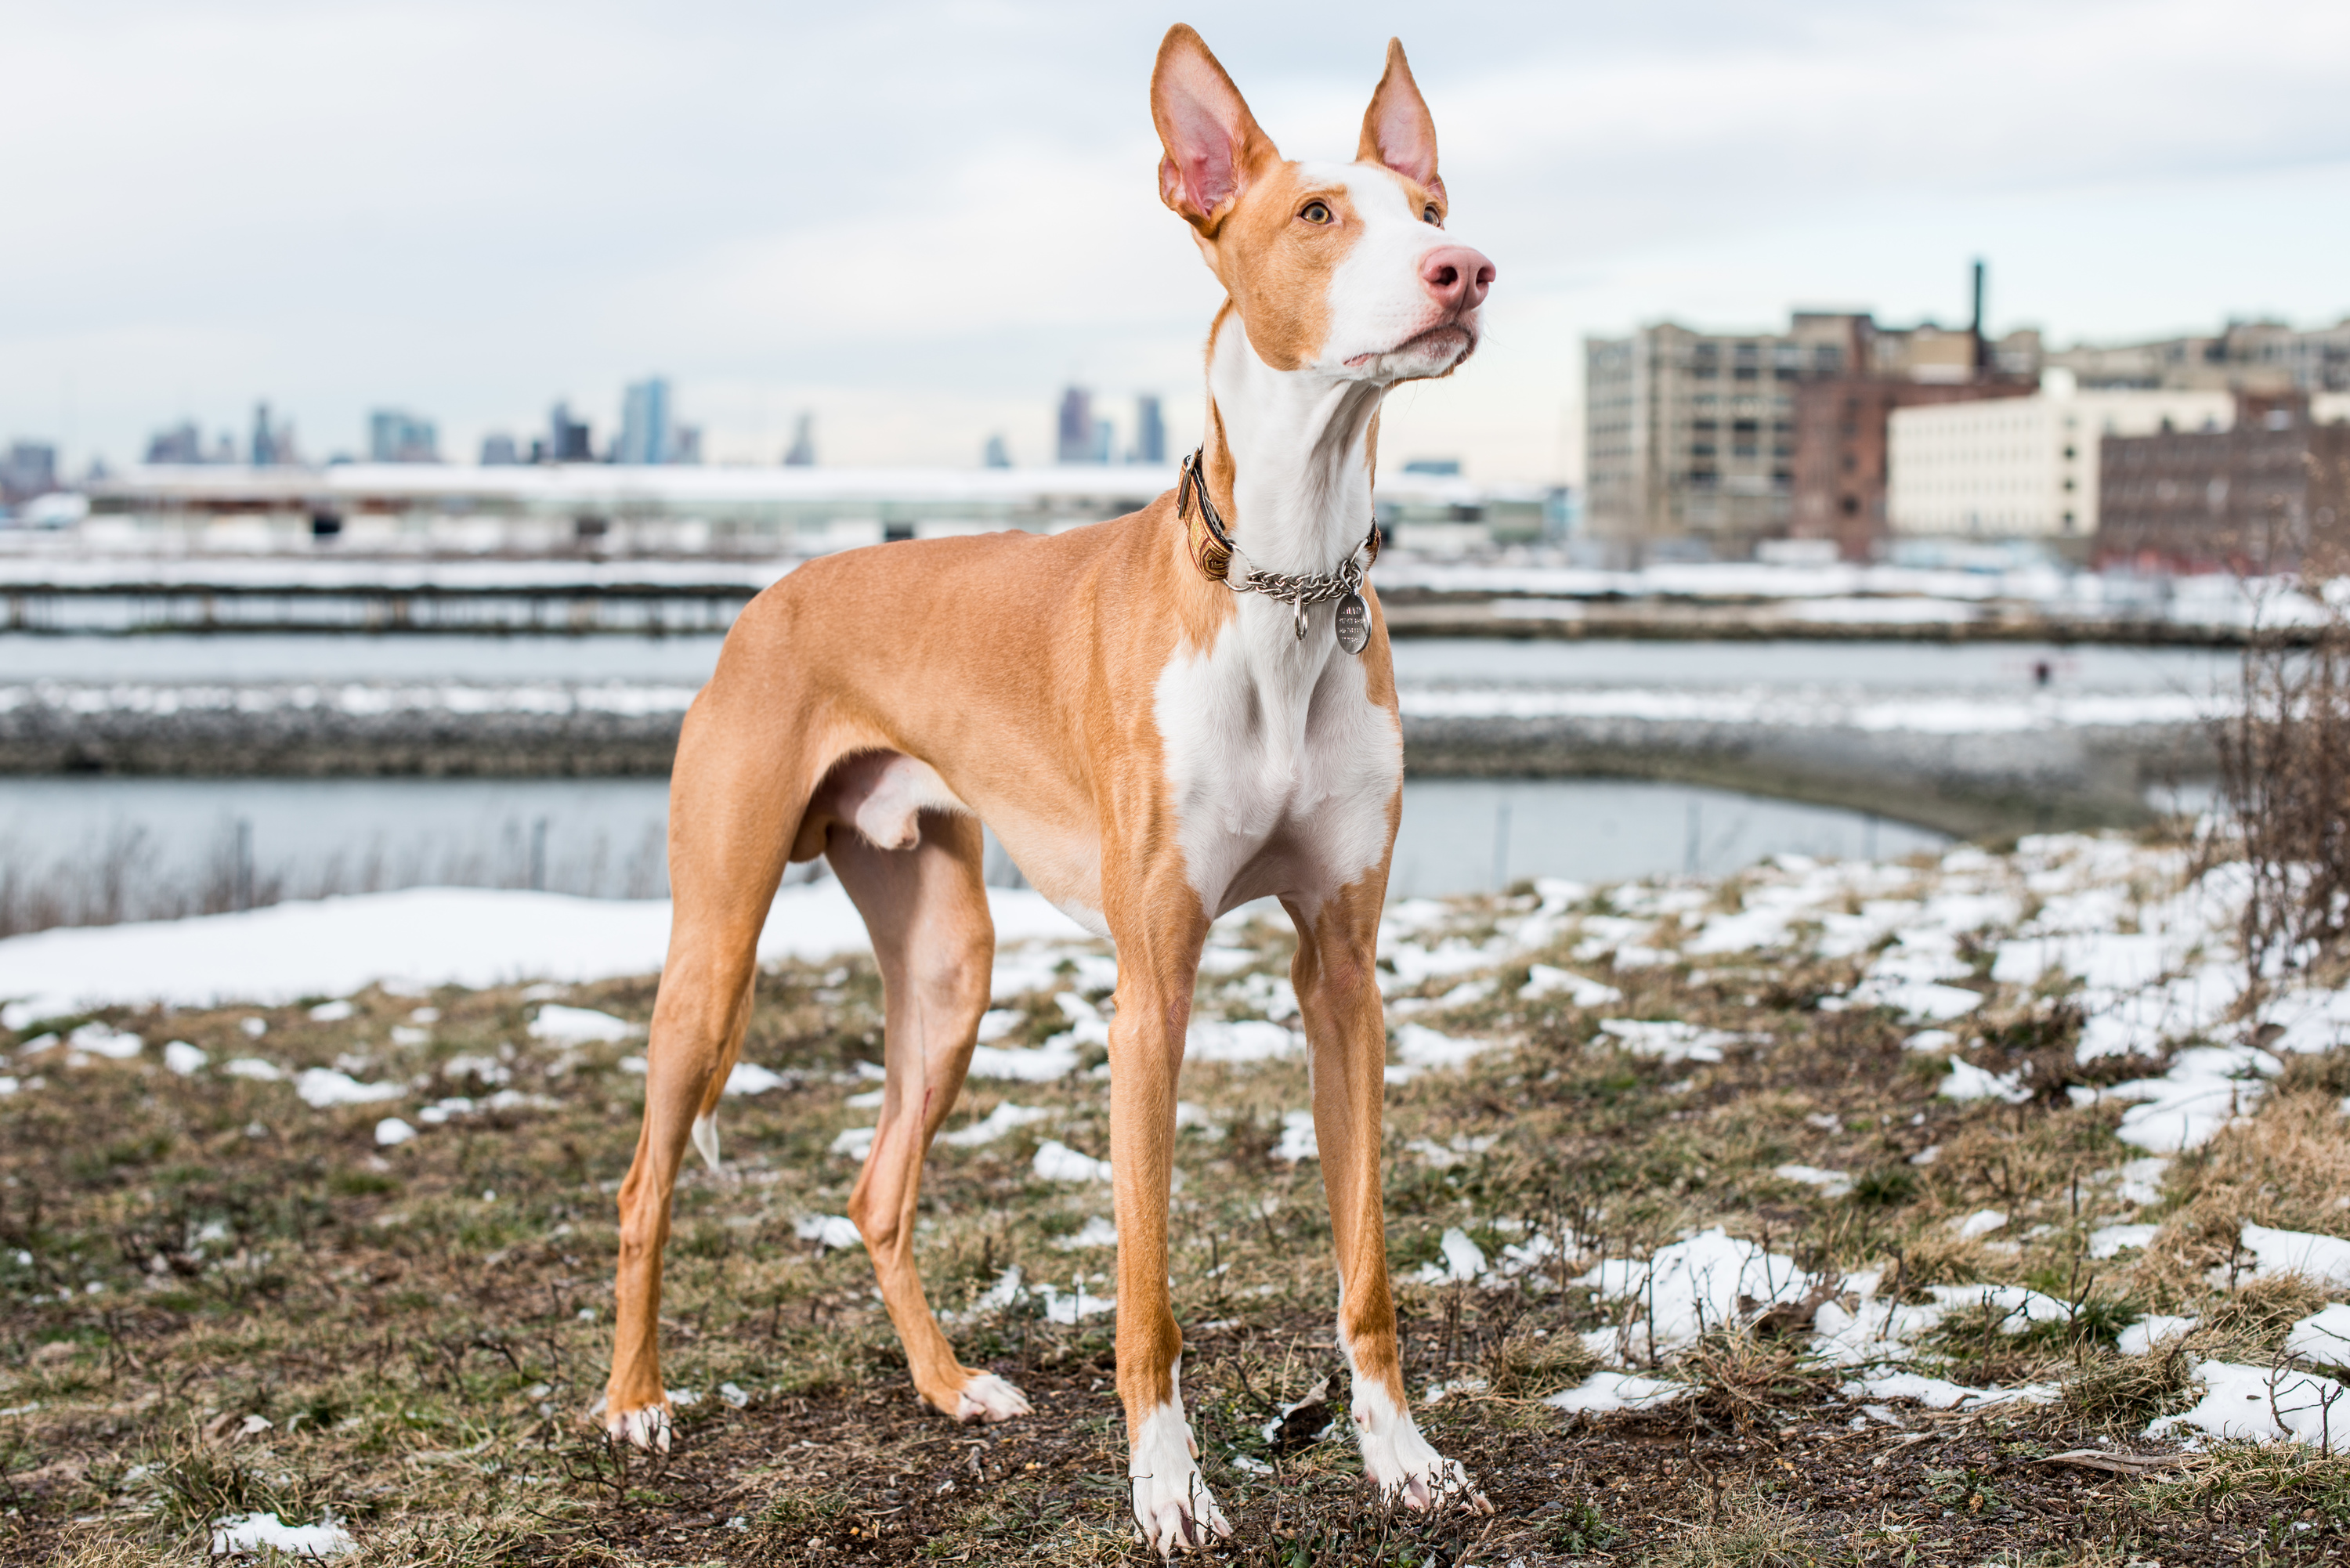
<box><xmin>783</xmin><ymin>412</ymin><xmax>815</xmax><ymax>467</ymax></box>
<box><xmin>367</xmin><ymin>409</ymin><xmax>439</xmax><ymax>463</ymax></box>
<box><xmin>1130</xmin><ymin>395</ymin><xmax>1166</xmax><ymax>464</ymax></box>
<box><xmin>1056</xmin><ymin>386</ymin><xmax>1094</xmax><ymax>464</ymax></box>
<box><xmin>249</xmin><ymin>403</ymin><xmax>298</xmax><ymax>467</ymax></box>
<box><xmin>619</xmin><ymin>378</ymin><xmax>673</xmax><ymax>466</ymax></box>
<box><xmin>982</xmin><ymin>433</ymin><xmax>1012</xmax><ymax>468</ymax></box>
<box><xmin>548</xmin><ymin>403</ymin><xmax>594</xmax><ymax>464</ymax></box>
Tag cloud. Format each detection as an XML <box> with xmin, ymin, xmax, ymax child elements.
<box><xmin>2</xmin><ymin>0</ymin><xmax>2345</xmax><ymax>480</ymax></box>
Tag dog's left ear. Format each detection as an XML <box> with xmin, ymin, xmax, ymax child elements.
<box><xmin>1358</xmin><ymin>38</ymin><xmax>1444</xmax><ymax>206</ymax></box>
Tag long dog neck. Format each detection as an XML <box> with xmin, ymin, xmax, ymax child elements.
<box><xmin>1200</xmin><ymin>308</ymin><xmax>1386</xmax><ymax>580</ymax></box>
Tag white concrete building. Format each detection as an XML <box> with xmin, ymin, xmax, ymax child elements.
<box><xmin>1887</xmin><ymin>372</ymin><xmax>2233</xmax><ymax>544</ymax></box>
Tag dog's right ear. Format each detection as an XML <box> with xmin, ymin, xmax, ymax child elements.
<box><xmin>1152</xmin><ymin>24</ymin><xmax>1278</xmax><ymax>235</ymax></box>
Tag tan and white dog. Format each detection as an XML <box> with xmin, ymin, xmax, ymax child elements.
<box><xmin>603</xmin><ymin>23</ymin><xmax>1495</xmax><ymax>1552</ymax></box>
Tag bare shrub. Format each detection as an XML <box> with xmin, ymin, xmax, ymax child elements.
<box><xmin>2213</xmin><ymin>614</ymin><xmax>2350</xmax><ymax>984</ymax></box>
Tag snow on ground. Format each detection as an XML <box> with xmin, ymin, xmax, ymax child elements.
<box><xmin>0</xmin><ymin>883</ymin><xmax>1093</xmax><ymax>1029</ymax></box>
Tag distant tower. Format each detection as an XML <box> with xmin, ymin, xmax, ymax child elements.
<box><xmin>619</xmin><ymin>378</ymin><xmax>672</xmax><ymax>465</ymax></box>
<box><xmin>1056</xmin><ymin>386</ymin><xmax>1094</xmax><ymax>464</ymax></box>
<box><xmin>549</xmin><ymin>402</ymin><xmax>593</xmax><ymax>463</ymax></box>
<box><xmin>783</xmin><ymin>412</ymin><xmax>816</xmax><ymax>467</ymax></box>
<box><xmin>251</xmin><ymin>402</ymin><xmax>274</xmax><ymax>466</ymax></box>
<box><xmin>982</xmin><ymin>433</ymin><xmax>1011</xmax><ymax>468</ymax></box>
<box><xmin>1090</xmin><ymin>417</ymin><xmax>1113</xmax><ymax>464</ymax></box>
<box><xmin>1131</xmin><ymin>394</ymin><xmax>1166</xmax><ymax>464</ymax></box>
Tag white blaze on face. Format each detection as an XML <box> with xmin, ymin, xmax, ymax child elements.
<box><xmin>1304</xmin><ymin>161</ymin><xmax>1481</xmax><ymax>378</ymax></box>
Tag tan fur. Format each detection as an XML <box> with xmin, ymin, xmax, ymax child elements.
<box><xmin>606</xmin><ymin>22</ymin><xmax>1486</xmax><ymax>1545</ymax></box>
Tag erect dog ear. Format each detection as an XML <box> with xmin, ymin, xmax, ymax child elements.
<box><xmin>1152</xmin><ymin>24</ymin><xmax>1279</xmax><ymax>234</ymax></box>
<box><xmin>1358</xmin><ymin>38</ymin><xmax>1444</xmax><ymax>204</ymax></box>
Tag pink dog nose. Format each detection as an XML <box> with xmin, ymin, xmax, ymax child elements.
<box><xmin>1420</xmin><ymin>245</ymin><xmax>1495</xmax><ymax>312</ymax></box>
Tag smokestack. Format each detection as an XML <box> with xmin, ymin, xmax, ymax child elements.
<box><xmin>1970</xmin><ymin>258</ymin><xmax>1987</xmax><ymax>376</ymax></box>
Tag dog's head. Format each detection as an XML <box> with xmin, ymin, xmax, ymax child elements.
<box><xmin>1152</xmin><ymin>26</ymin><xmax>1493</xmax><ymax>384</ymax></box>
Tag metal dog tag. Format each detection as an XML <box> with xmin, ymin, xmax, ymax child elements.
<box><xmin>1333</xmin><ymin>592</ymin><xmax>1369</xmax><ymax>655</ymax></box>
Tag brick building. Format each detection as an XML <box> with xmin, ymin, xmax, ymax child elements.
<box><xmin>2095</xmin><ymin>391</ymin><xmax>2350</xmax><ymax>573</ymax></box>
<box><xmin>1790</xmin><ymin>378</ymin><xmax>2034</xmax><ymax>560</ymax></box>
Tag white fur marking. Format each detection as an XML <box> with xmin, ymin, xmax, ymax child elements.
<box><xmin>1127</xmin><ymin>1371</ymin><xmax>1229</xmax><ymax>1552</ymax></box>
<box><xmin>690</xmin><ymin>1112</ymin><xmax>720</xmax><ymax>1173</ymax></box>
<box><xmin>955</xmin><ymin>1371</ymin><xmax>1032</xmax><ymax>1424</ymax></box>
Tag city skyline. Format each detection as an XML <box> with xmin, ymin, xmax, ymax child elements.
<box><xmin>4</xmin><ymin>1</ymin><xmax>2347</xmax><ymax>483</ymax></box>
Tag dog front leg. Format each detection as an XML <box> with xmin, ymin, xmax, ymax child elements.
<box><xmin>1106</xmin><ymin>915</ymin><xmax>1230</xmax><ymax>1554</ymax></box>
<box><xmin>1288</xmin><ymin>885</ymin><xmax>1489</xmax><ymax>1514</ymax></box>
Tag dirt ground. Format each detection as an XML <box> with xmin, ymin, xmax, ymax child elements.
<box><xmin>3</xmin><ymin>870</ymin><xmax>2347</xmax><ymax>1565</ymax></box>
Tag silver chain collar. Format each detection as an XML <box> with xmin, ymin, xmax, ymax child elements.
<box><xmin>1177</xmin><ymin>448</ymin><xmax>1380</xmax><ymax>641</ymax></box>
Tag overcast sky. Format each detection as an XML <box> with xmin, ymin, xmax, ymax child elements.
<box><xmin>5</xmin><ymin>0</ymin><xmax>2347</xmax><ymax>482</ymax></box>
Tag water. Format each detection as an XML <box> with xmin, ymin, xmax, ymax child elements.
<box><xmin>0</xmin><ymin>631</ymin><xmax>2243</xmax><ymax>697</ymax></box>
<box><xmin>0</xmin><ymin>773</ymin><xmax>1941</xmax><ymax>932</ymax></box>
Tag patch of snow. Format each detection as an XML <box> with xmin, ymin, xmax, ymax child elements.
<box><xmin>2149</xmin><ymin>1361</ymin><xmax>2350</xmax><ymax>1450</ymax></box>
<box><xmin>373</xmin><ymin>1118</ymin><xmax>416</xmax><ymax>1147</ymax></box>
<box><xmin>1940</xmin><ymin>1060</ymin><xmax>2030</xmax><ymax>1104</ymax></box>
<box><xmin>1406</xmin><ymin>1134</ymin><xmax>1498</xmax><ymax>1170</ymax></box>
<box><xmin>1186</xmin><ymin>1017</ymin><xmax>1303</xmax><ymax>1064</ymax></box>
<box><xmin>1546</xmin><ymin>1371</ymin><xmax>1688</xmax><ymax>1415</ymax></box>
<box><xmin>1954</xmin><ymin>1209</ymin><xmax>2009</xmax><ymax>1241</ymax></box>
<box><xmin>2097</xmin><ymin>1046</ymin><xmax>2277</xmax><ymax>1152</ymax></box>
<box><xmin>2285</xmin><ymin>1304</ymin><xmax>2350</xmax><ymax>1370</ymax></box>
<box><xmin>70</xmin><ymin>1023</ymin><xmax>143</xmax><ymax>1060</ymax></box>
<box><xmin>2236</xmin><ymin>1224</ymin><xmax>2350</xmax><ymax>1290</ymax></box>
<box><xmin>1578</xmin><ymin>1229</ymin><xmax>1817</xmax><ymax>1361</ymax></box>
<box><xmin>1032</xmin><ymin>1140</ymin><xmax>1112</xmax><ymax>1183</ymax></box>
<box><xmin>1274</xmin><ymin>1110</ymin><xmax>1319</xmax><ymax>1162</ymax></box>
<box><xmin>723</xmin><ymin>1060</ymin><xmax>790</xmax><ymax>1096</ymax></box>
<box><xmin>208</xmin><ymin>1510</ymin><xmax>355</xmax><ymax>1557</ymax></box>
<box><xmin>2089</xmin><ymin>1223</ymin><xmax>2160</xmax><ymax>1259</ymax></box>
<box><xmin>1773</xmin><ymin>1165</ymin><xmax>1853</xmax><ymax>1198</ymax></box>
<box><xmin>163</xmin><ymin>1040</ymin><xmax>208</xmax><ymax>1075</ymax></box>
<box><xmin>294</xmin><ymin>1068</ymin><xmax>406</xmax><ymax>1108</ymax></box>
<box><xmin>2117</xmin><ymin>1315</ymin><xmax>2198</xmax><ymax>1357</ymax></box>
<box><xmin>976</xmin><ymin>1008</ymin><xmax>1024</xmax><ymax>1042</ymax></box>
<box><xmin>0</xmin><ymin>883</ymin><xmax>1093</xmax><ymax>1029</ymax></box>
<box><xmin>830</xmin><ymin>1126</ymin><xmax>875</xmax><ymax>1161</ymax></box>
<box><xmin>2113</xmin><ymin>1156</ymin><xmax>2171</xmax><ymax>1207</ymax></box>
<box><xmin>529</xmin><ymin>1005</ymin><xmax>639</xmax><ymax>1045</ymax></box>
<box><xmin>1841</xmin><ymin>1372</ymin><xmax>2055</xmax><ymax>1410</ymax></box>
<box><xmin>1175</xmin><ymin>1100</ymin><xmax>1224</xmax><ymax>1137</ymax></box>
<box><xmin>1415</xmin><ymin>1228</ymin><xmax>1489</xmax><ymax>1285</ymax></box>
<box><xmin>1518</xmin><ymin>965</ymin><xmax>1622</xmax><ymax>1007</ymax></box>
<box><xmin>1035</xmin><ymin>1278</ymin><xmax>1115</xmax><ymax>1324</ymax></box>
<box><xmin>794</xmin><ymin>1215</ymin><xmax>863</xmax><ymax>1252</ymax></box>
<box><xmin>967</xmin><ymin>1039</ymin><xmax>1082</xmax><ymax>1081</ymax></box>
<box><xmin>1198</xmin><ymin>946</ymin><xmax>1256</xmax><ymax>975</ymax></box>
<box><xmin>306</xmin><ymin>999</ymin><xmax>355</xmax><ymax>1022</ymax></box>
<box><xmin>940</xmin><ymin>1102</ymin><xmax>1052</xmax><ymax>1148</ymax></box>
<box><xmin>1386</xmin><ymin>1023</ymin><xmax>1494</xmax><ymax>1079</ymax></box>
<box><xmin>1596</xmin><ymin>1017</ymin><xmax>1741</xmax><ymax>1064</ymax></box>
<box><xmin>1055</xmin><ymin>1216</ymin><xmax>1119</xmax><ymax>1251</ymax></box>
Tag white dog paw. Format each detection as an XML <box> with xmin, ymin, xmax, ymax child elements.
<box><xmin>603</xmin><ymin>1399</ymin><xmax>673</xmax><ymax>1454</ymax></box>
<box><xmin>1354</xmin><ymin>1393</ymin><xmax>1488</xmax><ymax>1514</ymax></box>
<box><xmin>1129</xmin><ymin>1404</ymin><xmax>1231</xmax><ymax>1555</ymax></box>
<box><xmin>955</xmin><ymin>1371</ymin><xmax>1032</xmax><ymax>1424</ymax></box>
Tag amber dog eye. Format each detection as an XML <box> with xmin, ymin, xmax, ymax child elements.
<box><xmin>1300</xmin><ymin>201</ymin><xmax>1332</xmax><ymax>224</ymax></box>
<box><xmin>1423</xmin><ymin>204</ymin><xmax>1442</xmax><ymax>226</ymax></box>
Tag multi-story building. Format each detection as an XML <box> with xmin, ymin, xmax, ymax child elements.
<box><xmin>1131</xmin><ymin>395</ymin><xmax>1166</xmax><ymax>464</ymax></box>
<box><xmin>1790</xmin><ymin>373</ymin><xmax>2036</xmax><ymax>561</ymax></box>
<box><xmin>1584</xmin><ymin>313</ymin><xmax>1862</xmax><ymax>561</ymax></box>
<box><xmin>2048</xmin><ymin>317</ymin><xmax>2350</xmax><ymax>394</ymax></box>
<box><xmin>1</xmin><ymin>441</ymin><xmax>57</xmax><ymax>504</ymax></box>
<box><xmin>618</xmin><ymin>378</ymin><xmax>674</xmax><ymax>466</ymax></box>
<box><xmin>1887</xmin><ymin>372</ymin><xmax>2232</xmax><ymax>551</ymax></box>
<box><xmin>1055</xmin><ymin>386</ymin><xmax>1094</xmax><ymax>464</ymax></box>
<box><xmin>367</xmin><ymin>409</ymin><xmax>439</xmax><ymax>464</ymax></box>
<box><xmin>2095</xmin><ymin>390</ymin><xmax>2350</xmax><ymax>573</ymax></box>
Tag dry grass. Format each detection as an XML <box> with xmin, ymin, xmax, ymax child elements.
<box><xmin>2</xmin><ymin>872</ymin><xmax>2346</xmax><ymax>1563</ymax></box>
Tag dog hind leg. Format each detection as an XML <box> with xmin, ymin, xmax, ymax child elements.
<box><xmin>833</xmin><ymin>809</ymin><xmax>1029</xmax><ymax>1423</ymax></box>
<box><xmin>604</xmin><ymin>699</ymin><xmax>797</xmax><ymax>1451</ymax></box>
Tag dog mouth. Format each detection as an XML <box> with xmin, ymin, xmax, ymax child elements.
<box><xmin>1344</xmin><ymin>322</ymin><xmax>1476</xmax><ymax>372</ymax></box>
